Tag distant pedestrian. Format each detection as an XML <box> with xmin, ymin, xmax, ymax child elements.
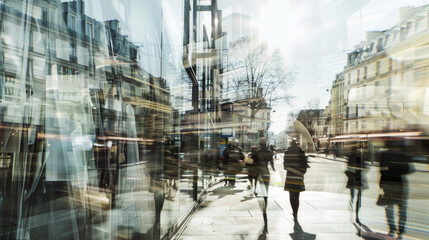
<box><xmin>283</xmin><ymin>139</ymin><xmax>309</xmax><ymax>220</ymax></box>
<box><xmin>379</xmin><ymin>140</ymin><xmax>413</xmax><ymax>239</ymax></box>
<box><xmin>345</xmin><ymin>143</ymin><xmax>368</xmax><ymax>224</ymax></box>
<box><xmin>221</xmin><ymin>140</ymin><xmax>245</xmax><ymax>187</ymax></box>
<box><xmin>253</xmin><ymin>138</ymin><xmax>276</xmax><ymax>228</ymax></box>
<box><xmin>246</xmin><ymin>146</ymin><xmax>259</xmax><ymax>190</ymax></box>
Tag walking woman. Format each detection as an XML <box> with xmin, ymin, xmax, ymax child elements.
<box><xmin>283</xmin><ymin>139</ymin><xmax>309</xmax><ymax>220</ymax></box>
<box><xmin>379</xmin><ymin>140</ymin><xmax>412</xmax><ymax>239</ymax></box>
<box><xmin>345</xmin><ymin>144</ymin><xmax>368</xmax><ymax>224</ymax></box>
<box><xmin>253</xmin><ymin>138</ymin><xmax>276</xmax><ymax>228</ymax></box>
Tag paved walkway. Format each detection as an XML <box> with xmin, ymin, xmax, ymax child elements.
<box><xmin>177</xmin><ymin>179</ymin><xmax>371</xmax><ymax>240</ymax></box>
<box><xmin>175</xmin><ymin>153</ymin><xmax>428</xmax><ymax>240</ymax></box>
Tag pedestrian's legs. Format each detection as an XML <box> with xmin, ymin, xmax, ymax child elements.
<box><xmin>224</xmin><ymin>171</ymin><xmax>231</xmax><ymax>186</ymax></box>
<box><xmin>263</xmin><ymin>196</ymin><xmax>268</xmax><ymax>227</ymax></box>
<box><xmin>385</xmin><ymin>204</ymin><xmax>396</xmax><ymax>235</ymax></box>
<box><xmin>398</xmin><ymin>201</ymin><xmax>407</xmax><ymax>236</ymax></box>
<box><xmin>355</xmin><ymin>188</ymin><xmax>362</xmax><ymax>224</ymax></box>
<box><xmin>230</xmin><ymin>173</ymin><xmax>236</xmax><ymax>186</ymax></box>
<box><xmin>349</xmin><ymin>188</ymin><xmax>355</xmax><ymax>206</ymax></box>
<box><xmin>289</xmin><ymin>191</ymin><xmax>300</xmax><ymax>220</ymax></box>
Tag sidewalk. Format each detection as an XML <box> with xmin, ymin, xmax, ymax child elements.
<box><xmin>309</xmin><ymin>153</ymin><xmax>429</xmax><ymax>172</ymax></box>
<box><xmin>175</xmin><ymin>154</ymin><xmax>428</xmax><ymax>240</ymax></box>
<box><xmin>176</xmin><ymin>179</ymin><xmax>371</xmax><ymax>240</ymax></box>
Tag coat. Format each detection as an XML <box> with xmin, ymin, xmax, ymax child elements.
<box><xmin>283</xmin><ymin>146</ymin><xmax>308</xmax><ymax>192</ymax></box>
<box><xmin>379</xmin><ymin>149</ymin><xmax>411</xmax><ymax>204</ymax></box>
<box><xmin>253</xmin><ymin>147</ymin><xmax>274</xmax><ymax>184</ymax></box>
<box><xmin>222</xmin><ymin>146</ymin><xmax>245</xmax><ymax>173</ymax></box>
<box><xmin>345</xmin><ymin>149</ymin><xmax>368</xmax><ymax>189</ymax></box>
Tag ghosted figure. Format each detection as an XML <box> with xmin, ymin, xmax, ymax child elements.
<box><xmin>246</xmin><ymin>146</ymin><xmax>259</xmax><ymax>190</ymax></box>
<box><xmin>284</xmin><ymin>140</ymin><xmax>309</xmax><ymax>220</ymax></box>
<box><xmin>164</xmin><ymin>139</ymin><xmax>179</xmax><ymax>200</ymax></box>
<box><xmin>147</xmin><ymin>140</ymin><xmax>166</xmax><ymax>240</ymax></box>
<box><xmin>221</xmin><ymin>140</ymin><xmax>245</xmax><ymax>187</ymax></box>
<box><xmin>253</xmin><ymin>138</ymin><xmax>275</xmax><ymax>227</ymax></box>
<box><xmin>345</xmin><ymin>144</ymin><xmax>368</xmax><ymax>224</ymax></box>
<box><xmin>202</xmin><ymin>148</ymin><xmax>220</xmax><ymax>180</ymax></box>
<box><xmin>379</xmin><ymin>141</ymin><xmax>413</xmax><ymax>239</ymax></box>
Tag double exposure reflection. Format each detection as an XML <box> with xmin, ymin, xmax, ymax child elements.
<box><xmin>0</xmin><ymin>0</ymin><xmax>429</xmax><ymax>240</ymax></box>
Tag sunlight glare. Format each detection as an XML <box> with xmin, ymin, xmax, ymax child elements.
<box><xmin>254</xmin><ymin>0</ymin><xmax>304</xmax><ymax>56</ymax></box>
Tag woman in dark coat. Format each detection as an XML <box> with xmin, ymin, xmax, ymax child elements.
<box><xmin>253</xmin><ymin>138</ymin><xmax>275</xmax><ymax>228</ymax></box>
<box><xmin>379</xmin><ymin>141</ymin><xmax>412</xmax><ymax>239</ymax></box>
<box><xmin>246</xmin><ymin>146</ymin><xmax>259</xmax><ymax>190</ymax></box>
<box><xmin>283</xmin><ymin>140</ymin><xmax>309</xmax><ymax>220</ymax></box>
<box><xmin>345</xmin><ymin>144</ymin><xmax>368</xmax><ymax>224</ymax></box>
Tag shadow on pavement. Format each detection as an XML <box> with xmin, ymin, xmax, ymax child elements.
<box><xmin>289</xmin><ymin>220</ymin><xmax>316</xmax><ymax>240</ymax></box>
<box><xmin>209</xmin><ymin>185</ymin><xmax>244</xmax><ymax>199</ymax></box>
<box><xmin>354</xmin><ymin>222</ymin><xmax>397</xmax><ymax>240</ymax></box>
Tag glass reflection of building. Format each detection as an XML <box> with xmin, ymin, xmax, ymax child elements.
<box><xmin>325</xmin><ymin>5</ymin><xmax>429</xmax><ymax>157</ymax></box>
<box><xmin>0</xmin><ymin>0</ymin><xmax>213</xmax><ymax>239</ymax></box>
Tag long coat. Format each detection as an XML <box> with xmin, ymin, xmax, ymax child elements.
<box><xmin>283</xmin><ymin>146</ymin><xmax>308</xmax><ymax>192</ymax></box>
<box><xmin>379</xmin><ymin>149</ymin><xmax>411</xmax><ymax>204</ymax></box>
<box><xmin>345</xmin><ymin>149</ymin><xmax>368</xmax><ymax>190</ymax></box>
<box><xmin>222</xmin><ymin>146</ymin><xmax>245</xmax><ymax>173</ymax></box>
<box><xmin>253</xmin><ymin>147</ymin><xmax>274</xmax><ymax>186</ymax></box>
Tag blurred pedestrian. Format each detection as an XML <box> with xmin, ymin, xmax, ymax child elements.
<box><xmin>221</xmin><ymin>140</ymin><xmax>245</xmax><ymax>187</ymax></box>
<box><xmin>345</xmin><ymin>143</ymin><xmax>368</xmax><ymax>224</ymax></box>
<box><xmin>283</xmin><ymin>139</ymin><xmax>309</xmax><ymax>220</ymax></box>
<box><xmin>253</xmin><ymin>138</ymin><xmax>276</xmax><ymax>228</ymax></box>
<box><xmin>379</xmin><ymin>140</ymin><xmax>413</xmax><ymax>239</ymax></box>
<box><xmin>246</xmin><ymin>146</ymin><xmax>259</xmax><ymax>190</ymax></box>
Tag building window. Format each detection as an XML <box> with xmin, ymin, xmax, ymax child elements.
<box><xmin>357</xmin><ymin>69</ymin><xmax>360</xmax><ymax>82</ymax></box>
<box><xmin>68</xmin><ymin>14</ymin><xmax>76</xmax><ymax>31</ymax></box>
<box><xmin>70</xmin><ymin>43</ymin><xmax>76</xmax><ymax>57</ymax></box>
<box><xmin>86</xmin><ymin>22</ymin><xmax>93</xmax><ymax>38</ymax></box>
<box><xmin>376</xmin><ymin>61</ymin><xmax>380</xmax><ymax>76</ymax></box>
<box><xmin>363</xmin><ymin>66</ymin><xmax>367</xmax><ymax>79</ymax></box>
<box><xmin>27</xmin><ymin>60</ymin><xmax>33</xmax><ymax>79</ymax></box>
<box><xmin>130</xmin><ymin>86</ymin><xmax>135</xmax><ymax>96</ymax></box>
<box><xmin>41</xmin><ymin>7</ymin><xmax>48</xmax><ymax>22</ymax></box>
<box><xmin>388</xmin><ymin>58</ymin><xmax>392</xmax><ymax>72</ymax></box>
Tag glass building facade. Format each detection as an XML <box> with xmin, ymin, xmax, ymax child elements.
<box><xmin>1</xmin><ymin>0</ymin><xmax>429</xmax><ymax>240</ymax></box>
<box><xmin>0</xmin><ymin>0</ymin><xmax>222</xmax><ymax>239</ymax></box>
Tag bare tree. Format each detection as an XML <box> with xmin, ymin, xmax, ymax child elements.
<box><xmin>226</xmin><ymin>36</ymin><xmax>296</xmax><ymax>121</ymax></box>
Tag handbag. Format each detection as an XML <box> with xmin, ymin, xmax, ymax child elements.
<box><xmin>244</xmin><ymin>156</ymin><xmax>254</xmax><ymax>165</ymax></box>
<box><xmin>376</xmin><ymin>189</ymin><xmax>388</xmax><ymax>206</ymax></box>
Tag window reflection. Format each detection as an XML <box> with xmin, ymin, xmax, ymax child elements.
<box><xmin>0</xmin><ymin>0</ymin><xmax>429</xmax><ymax>240</ymax></box>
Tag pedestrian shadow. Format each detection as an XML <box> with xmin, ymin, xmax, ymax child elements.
<box><xmin>209</xmin><ymin>185</ymin><xmax>244</xmax><ymax>199</ymax></box>
<box><xmin>240</xmin><ymin>194</ymin><xmax>255</xmax><ymax>202</ymax></box>
<box><xmin>257</xmin><ymin>226</ymin><xmax>268</xmax><ymax>240</ymax></box>
<box><xmin>289</xmin><ymin>220</ymin><xmax>316</xmax><ymax>240</ymax></box>
<box><xmin>354</xmin><ymin>222</ymin><xmax>397</xmax><ymax>240</ymax></box>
